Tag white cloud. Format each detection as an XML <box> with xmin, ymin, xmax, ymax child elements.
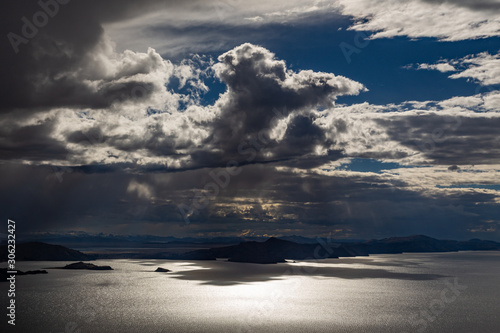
<box><xmin>336</xmin><ymin>0</ymin><xmax>500</xmax><ymax>41</ymax></box>
<box><xmin>449</xmin><ymin>52</ymin><xmax>500</xmax><ymax>85</ymax></box>
<box><xmin>127</xmin><ymin>179</ymin><xmax>155</xmax><ymax>199</ymax></box>
<box><xmin>408</xmin><ymin>51</ymin><xmax>500</xmax><ymax>86</ymax></box>
<box><xmin>316</xmin><ymin>91</ymin><xmax>500</xmax><ymax>165</ymax></box>
<box><xmin>417</xmin><ymin>62</ymin><xmax>457</xmax><ymax>72</ymax></box>
<box><xmin>102</xmin><ymin>1</ymin><xmax>500</xmax><ymax>57</ymax></box>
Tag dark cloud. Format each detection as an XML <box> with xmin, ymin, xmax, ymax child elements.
<box><xmin>0</xmin><ymin>42</ymin><xmax>365</xmax><ymax>169</ymax></box>
<box><xmin>422</xmin><ymin>0</ymin><xmax>500</xmax><ymax>12</ymax></box>
<box><xmin>202</xmin><ymin>43</ymin><xmax>364</xmax><ymax>166</ymax></box>
<box><xmin>2</xmin><ymin>163</ymin><xmax>498</xmax><ymax>240</ymax></box>
<box><xmin>377</xmin><ymin>114</ymin><xmax>500</xmax><ymax>165</ymax></box>
<box><xmin>0</xmin><ymin>0</ymin><xmax>173</xmax><ymax>112</ymax></box>
<box><xmin>0</xmin><ymin>117</ymin><xmax>68</xmax><ymax>161</ymax></box>
<box><xmin>2</xmin><ymin>0</ymin><xmax>366</xmax><ymax>170</ymax></box>
<box><xmin>271</xmin><ymin>115</ymin><xmax>328</xmax><ymax>158</ymax></box>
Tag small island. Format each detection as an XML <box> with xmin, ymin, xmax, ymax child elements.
<box><xmin>53</xmin><ymin>262</ymin><xmax>113</xmax><ymax>270</ymax></box>
<box><xmin>155</xmin><ymin>267</ymin><xmax>170</xmax><ymax>272</ymax></box>
<box><xmin>17</xmin><ymin>269</ymin><xmax>48</xmax><ymax>275</ymax></box>
<box><xmin>1</xmin><ymin>268</ymin><xmax>48</xmax><ymax>282</ymax></box>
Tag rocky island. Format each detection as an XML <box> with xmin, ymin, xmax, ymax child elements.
<box><xmin>54</xmin><ymin>262</ymin><xmax>113</xmax><ymax>270</ymax></box>
<box><xmin>155</xmin><ymin>267</ymin><xmax>170</xmax><ymax>272</ymax></box>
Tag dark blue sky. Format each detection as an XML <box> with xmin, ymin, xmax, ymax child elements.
<box><xmin>175</xmin><ymin>20</ymin><xmax>500</xmax><ymax>107</ymax></box>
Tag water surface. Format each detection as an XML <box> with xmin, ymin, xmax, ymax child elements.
<box><xmin>3</xmin><ymin>251</ymin><xmax>500</xmax><ymax>332</ymax></box>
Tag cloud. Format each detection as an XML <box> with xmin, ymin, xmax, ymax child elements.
<box><xmin>0</xmin><ymin>0</ymin><xmax>185</xmax><ymax>113</ymax></box>
<box><xmin>406</xmin><ymin>62</ymin><xmax>457</xmax><ymax>73</ymax></box>
<box><xmin>104</xmin><ymin>0</ymin><xmax>340</xmax><ymax>56</ymax></box>
<box><xmin>0</xmin><ymin>116</ymin><xmax>68</xmax><ymax>162</ymax></box>
<box><xmin>102</xmin><ymin>0</ymin><xmax>500</xmax><ymax>56</ymax></box>
<box><xmin>3</xmin><ymin>160</ymin><xmax>499</xmax><ymax>240</ymax></box>
<box><xmin>336</xmin><ymin>0</ymin><xmax>500</xmax><ymax>41</ymax></box>
<box><xmin>421</xmin><ymin>63</ymin><xmax>456</xmax><ymax>72</ymax></box>
<box><xmin>4</xmin><ymin>48</ymin><xmax>500</xmax><ymax>177</ymax></box>
<box><xmin>448</xmin><ymin>52</ymin><xmax>500</xmax><ymax>86</ymax></box>
<box><xmin>378</xmin><ymin>113</ymin><xmax>500</xmax><ymax>165</ymax></box>
<box><xmin>316</xmin><ymin>91</ymin><xmax>500</xmax><ymax>166</ymax></box>
<box><xmin>205</xmin><ymin>43</ymin><xmax>365</xmax><ymax>165</ymax></box>
<box><xmin>6</xmin><ymin>35</ymin><xmax>176</xmax><ymax>111</ymax></box>
<box><xmin>421</xmin><ymin>0</ymin><xmax>500</xmax><ymax>12</ymax></box>
<box><xmin>127</xmin><ymin>179</ymin><xmax>155</xmax><ymax>200</ymax></box>
<box><xmin>407</xmin><ymin>51</ymin><xmax>500</xmax><ymax>85</ymax></box>
<box><xmin>2</xmin><ymin>37</ymin><xmax>499</xmax><ymax>175</ymax></box>
<box><xmin>0</xmin><ymin>43</ymin><xmax>365</xmax><ymax>171</ymax></box>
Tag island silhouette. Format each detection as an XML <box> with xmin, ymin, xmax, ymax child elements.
<box><xmin>2</xmin><ymin>235</ymin><xmax>500</xmax><ymax>265</ymax></box>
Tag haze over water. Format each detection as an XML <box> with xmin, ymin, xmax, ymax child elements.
<box><xmin>4</xmin><ymin>251</ymin><xmax>500</xmax><ymax>333</ymax></box>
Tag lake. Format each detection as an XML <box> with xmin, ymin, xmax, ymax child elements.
<box><xmin>3</xmin><ymin>251</ymin><xmax>500</xmax><ymax>332</ymax></box>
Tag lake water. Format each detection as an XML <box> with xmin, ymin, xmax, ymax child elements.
<box><xmin>2</xmin><ymin>251</ymin><xmax>500</xmax><ymax>332</ymax></box>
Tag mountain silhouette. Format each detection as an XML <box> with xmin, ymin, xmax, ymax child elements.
<box><xmin>170</xmin><ymin>235</ymin><xmax>500</xmax><ymax>263</ymax></box>
<box><xmin>0</xmin><ymin>242</ymin><xmax>96</xmax><ymax>262</ymax></box>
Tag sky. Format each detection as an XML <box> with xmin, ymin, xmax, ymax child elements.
<box><xmin>1</xmin><ymin>0</ymin><xmax>500</xmax><ymax>241</ymax></box>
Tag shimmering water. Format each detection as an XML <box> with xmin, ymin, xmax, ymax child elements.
<box><xmin>3</xmin><ymin>251</ymin><xmax>500</xmax><ymax>332</ymax></box>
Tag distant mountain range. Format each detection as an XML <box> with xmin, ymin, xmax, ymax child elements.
<box><xmin>0</xmin><ymin>242</ymin><xmax>96</xmax><ymax>261</ymax></box>
<box><xmin>1</xmin><ymin>232</ymin><xmax>362</xmax><ymax>248</ymax></box>
<box><xmin>161</xmin><ymin>235</ymin><xmax>500</xmax><ymax>263</ymax></box>
<box><xmin>2</xmin><ymin>235</ymin><xmax>498</xmax><ymax>264</ymax></box>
